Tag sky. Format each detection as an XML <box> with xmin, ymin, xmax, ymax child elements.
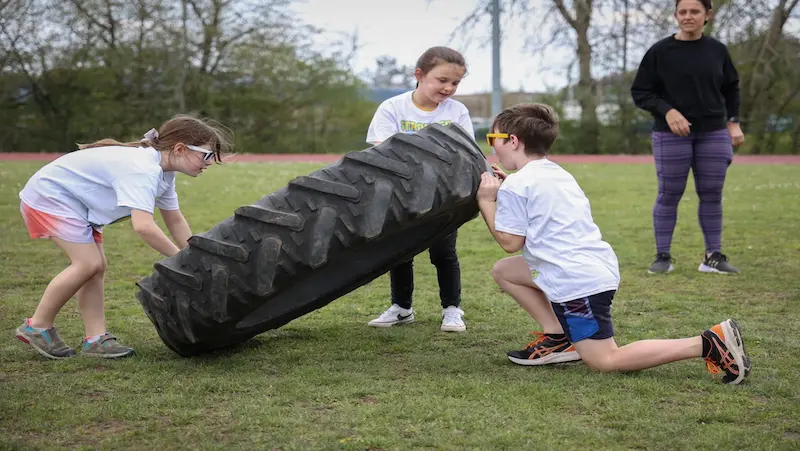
<box><xmin>289</xmin><ymin>0</ymin><xmax>570</xmax><ymax>95</ymax></box>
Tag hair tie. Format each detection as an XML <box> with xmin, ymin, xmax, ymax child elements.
<box><xmin>141</xmin><ymin>128</ymin><xmax>159</xmax><ymax>144</ymax></box>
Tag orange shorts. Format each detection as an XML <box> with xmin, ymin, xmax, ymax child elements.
<box><xmin>20</xmin><ymin>202</ymin><xmax>103</xmax><ymax>244</ymax></box>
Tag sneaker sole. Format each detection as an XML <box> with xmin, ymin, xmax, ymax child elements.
<box><xmin>507</xmin><ymin>351</ymin><xmax>581</xmax><ymax>366</ymax></box>
<box><xmin>441</xmin><ymin>324</ymin><xmax>466</xmax><ymax>332</ymax></box>
<box><xmin>82</xmin><ymin>349</ymin><xmax>136</xmax><ymax>359</ymax></box>
<box><xmin>720</xmin><ymin>319</ymin><xmax>751</xmax><ymax>384</ymax></box>
<box><xmin>15</xmin><ymin>331</ymin><xmax>75</xmax><ymax>360</ymax></box>
<box><xmin>368</xmin><ymin>317</ymin><xmax>415</xmax><ymax>328</ymax></box>
<box><xmin>647</xmin><ymin>264</ymin><xmax>674</xmax><ymax>274</ymax></box>
<box><xmin>698</xmin><ymin>264</ymin><xmax>738</xmax><ymax>274</ymax></box>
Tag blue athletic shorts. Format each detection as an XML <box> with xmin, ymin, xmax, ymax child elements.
<box><xmin>551</xmin><ymin>290</ymin><xmax>615</xmax><ymax>342</ymax></box>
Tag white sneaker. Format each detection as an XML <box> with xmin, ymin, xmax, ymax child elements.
<box><xmin>441</xmin><ymin>306</ymin><xmax>466</xmax><ymax>332</ymax></box>
<box><xmin>368</xmin><ymin>304</ymin><xmax>414</xmax><ymax>328</ymax></box>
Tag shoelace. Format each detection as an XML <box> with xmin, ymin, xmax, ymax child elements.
<box><xmin>712</xmin><ymin>252</ymin><xmax>729</xmax><ymax>262</ymax></box>
<box><xmin>705</xmin><ymin>253</ymin><xmax>729</xmax><ymax>269</ymax></box>
<box><xmin>525</xmin><ymin>331</ymin><xmax>548</xmax><ymax>349</ymax></box>
<box><xmin>654</xmin><ymin>253</ymin><xmax>673</xmax><ymax>263</ymax></box>
<box><xmin>443</xmin><ymin>310</ymin><xmax>462</xmax><ymax>322</ymax></box>
<box><xmin>703</xmin><ymin>336</ymin><xmax>738</xmax><ymax>378</ymax></box>
<box><xmin>704</xmin><ymin>357</ymin><xmax>739</xmax><ymax>379</ymax></box>
<box><xmin>704</xmin><ymin>358</ymin><xmax>721</xmax><ymax>376</ymax></box>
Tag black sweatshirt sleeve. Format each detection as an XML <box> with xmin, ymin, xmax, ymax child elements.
<box><xmin>720</xmin><ymin>46</ymin><xmax>740</xmax><ymax>118</ymax></box>
<box><xmin>631</xmin><ymin>48</ymin><xmax>674</xmax><ymax>118</ymax></box>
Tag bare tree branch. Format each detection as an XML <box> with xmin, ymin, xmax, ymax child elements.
<box><xmin>67</xmin><ymin>0</ymin><xmax>113</xmax><ymax>36</ymax></box>
<box><xmin>553</xmin><ymin>0</ymin><xmax>578</xmax><ymax>29</ymax></box>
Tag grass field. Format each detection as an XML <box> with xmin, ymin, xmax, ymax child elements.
<box><xmin>1</xmin><ymin>160</ymin><xmax>799</xmax><ymax>450</ymax></box>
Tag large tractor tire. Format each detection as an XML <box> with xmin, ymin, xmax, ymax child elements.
<box><xmin>136</xmin><ymin>123</ymin><xmax>491</xmax><ymax>356</ymax></box>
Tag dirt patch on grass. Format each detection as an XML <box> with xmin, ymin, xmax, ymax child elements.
<box><xmin>79</xmin><ymin>420</ymin><xmax>133</xmax><ymax>440</ymax></box>
<box><xmin>785</xmin><ymin>431</ymin><xmax>800</xmax><ymax>441</ymax></box>
<box><xmin>23</xmin><ymin>421</ymin><xmax>137</xmax><ymax>448</ymax></box>
<box><xmin>80</xmin><ymin>390</ymin><xmax>110</xmax><ymax>399</ymax></box>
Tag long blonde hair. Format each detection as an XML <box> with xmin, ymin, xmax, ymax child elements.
<box><xmin>77</xmin><ymin>115</ymin><xmax>233</xmax><ymax>163</ymax></box>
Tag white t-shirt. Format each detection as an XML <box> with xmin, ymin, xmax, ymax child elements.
<box><xmin>366</xmin><ymin>90</ymin><xmax>475</xmax><ymax>144</ymax></box>
<box><xmin>494</xmin><ymin>159</ymin><xmax>620</xmax><ymax>303</ymax></box>
<box><xmin>20</xmin><ymin>146</ymin><xmax>180</xmax><ymax>227</ymax></box>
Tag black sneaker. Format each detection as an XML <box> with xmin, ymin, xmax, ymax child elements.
<box><xmin>648</xmin><ymin>252</ymin><xmax>674</xmax><ymax>274</ymax></box>
<box><xmin>506</xmin><ymin>332</ymin><xmax>581</xmax><ymax>366</ymax></box>
<box><xmin>698</xmin><ymin>252</ymin><xmax>740</xmax><ymax>274</ymax></box>
<box><xmin>702</xmin><ymin>319</ymin><xmax>750</xmax><ymax>384</ymax></box>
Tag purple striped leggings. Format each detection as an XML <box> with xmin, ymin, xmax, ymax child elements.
<box><xmin>652</xmin><ymin>129</ymin><xmax>733</xmax><ymax>254</ymax></box>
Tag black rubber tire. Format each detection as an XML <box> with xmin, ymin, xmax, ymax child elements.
<box><xmin>136</xmin><ymin>123</ymin><xmax>491</xmax><ymax>356</ymax></box>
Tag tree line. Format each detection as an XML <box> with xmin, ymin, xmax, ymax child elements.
<box><xmin>461</xmin><ymin>0</ymin><xmax>799</xmax><ymax>154</ymax></box>
<box><xmin>1</xmin><ymin>0</ymin><xmax>798</xmax><ymax>154</ymax></box>
<box><xmin>0</xmin><ymin>0</ymin><xmax>375</xmax><ymax>154</ymax></box>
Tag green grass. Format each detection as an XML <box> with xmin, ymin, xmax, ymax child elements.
<box><xmin>1</xmin><ymin>161</ymin><xmax>799</xmax><ymax>450</ymax></box>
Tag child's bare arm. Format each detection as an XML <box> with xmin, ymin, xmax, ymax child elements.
<box><xmin>160</xmin><ymin>208</ymin><xmax>192</xmax><ymax>249</ymax></box>
<box><xmin>131</xmin><ymin>209</ymin><xmax>181</xmax><ymax>257</ymax></box>
<box><xmin>478</xmin><ymin>200</ymin><xmax>525</xmax><ymax>253</ymax></box>
<box><xmin>477</xmin><ymin>172</ymin><xmax>525</xmax><ymax>253</ymax></box>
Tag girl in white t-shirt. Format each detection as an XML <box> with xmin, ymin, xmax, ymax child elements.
<box><xmin>365</xmin><ymin>46</ymin><xmax>474</xmax><ymax>332</ymax></box>
<box><xmin>15</xmin><ymin>115</ymin><xmax>232</xmax><ymax>360</ymax></box>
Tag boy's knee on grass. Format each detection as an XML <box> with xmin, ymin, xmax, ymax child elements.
<box><xmin>578</xmin><ymin>350</ymin><xmax>618</xmax><ymax>373</ymax></box>
<box><xmin>572</xmin><ymin>338</ymin><xmax>619</xmax><ymax>373</ymax></box>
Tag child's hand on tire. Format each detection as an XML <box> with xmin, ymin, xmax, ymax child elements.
<box><xmin>478</xmin><ymin>172</ymin><xmax>501</xmax><ymax>202</ymax></box>
<box><xmin>491</xmin><ymin>164</ymin><xmax>508</xmax><ymax>181</ymax></box>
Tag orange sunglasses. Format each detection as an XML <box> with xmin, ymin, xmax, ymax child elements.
<box><xmin>486</xmin><ymin>133</ymin><xmax>509</xmax><ymax>147</ymax></box>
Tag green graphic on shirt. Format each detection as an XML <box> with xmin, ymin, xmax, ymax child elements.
<box><xmin>399</xmin><ymin>119</ymin><xmax>452</xmax><ymax>133</ymax></box>
<box><xmin>531</xmin><ymin>269</ymin><xmax>540</xmax><ymax>279</ymax></box>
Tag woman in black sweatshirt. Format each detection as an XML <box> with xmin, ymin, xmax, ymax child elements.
<box><xmin>631</xmin><ymin>0</ymin><xmax>744</xmax><ymax>275</ymax></box>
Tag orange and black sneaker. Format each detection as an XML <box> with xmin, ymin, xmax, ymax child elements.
<box><xmin>507</xmin><ymin>331</ymin><xmax>581</xmax><ymax>366</ymax></box>
<box><xmin>702</xmin><ymin>319</ymin><xmax>751</xmax><ymax>384</ymax></box>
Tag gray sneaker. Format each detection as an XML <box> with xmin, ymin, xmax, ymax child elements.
<box><xmin>15</xmin><ymin>320</ymin><xmax>76</xmax><ymax>359</ymax></box>
<box><xmin>648</xmin><ymin>252</ymin><xmax>674</xmax><ymax>274</ymax></box>
<box><xmin>699</xmin><ymin>252</ymin><xmax>740</xmax><ymax>274</ymax></box>
<box><xmin>80</xmin><ymin>333</ymin><xmax>135</xmax><ymax>359</ymax></box>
